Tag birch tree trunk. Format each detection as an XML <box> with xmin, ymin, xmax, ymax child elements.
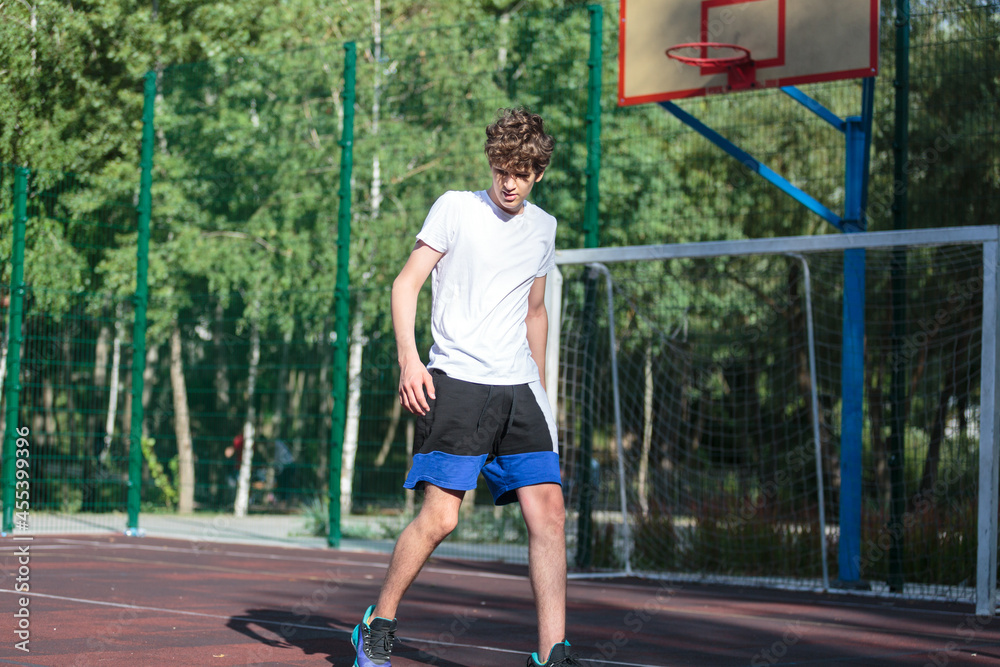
<box><xmin>638</xmin><ymin>343</ymin><xmax>654</xmax><ymax>516</ymax></box>
<box><xmin>102</xmin><ymin>303</ymin><xmax>123</xmax><ymax>465</ymax></box>
<box><xmin>94</xmin><ymin>320</ymin><xmax>110</xmax><ymax>451</ymax></box>
<box><xmin>318</xmin><ymin>336</ymin><xmax>331</xmax><ymax>487</ymax></box>
<box><xmin>142</xmin><ymin>344</ymin><xmax>159</xmax><ymax>437</ymax></box>
<box><xmin>42</xmin><ymin>379</ymin><xmax>56</xmax><ymax>453</ymax></box>
<box><xmin>270</xmin><ymin>326</ymin><xmax>293</xmax><ymax>486</ymax></box>
<box><xmin>120</xmin><ymin>336</ymin><xmax>132</xmax><ymax>458</ymax></box>
<box><xmin>213</xmin><ymin>300</ymin><xmax>230</xmax><ymax>420</ymax></box>
<box><xmin>338</xmin><ymin>0</ymin><xmax>383</xmax><ymax>515</ymax></box>
<box><xmin>29</xmin><ymin>1</ymin><xmax>37</xmax><ymax>67</ymax></box>
<box><xmin>340</xmin><ymin>317</ymin><xmax>366</xmax><ymax>516</ymax></box>
<box><xmin>233</xmin><ymin>316</ymin><xmax>261</xmax><ymax>517</ymax></box>
<box><xmin>0</xmin><ymin>323</ymin><xmax>9</xmax><ymax>438</ymax></box>
<box><xmin>0</xmin><ymin>322</ymin><xmax>8</xmax><ymax>411</ymax></box>
<box><xmin>289</xmin><ymin>367</ymin><xmax>306</xmax><ymax>459</ymax></box>
<box><xmin>404</xmin><ymin>419</ymin><xmax>415</xmax><ymax>515</ymax></box>
<box><xmin>370</xmin><ymin>0</ymin><xmax>383</xmax><ymax>216</ymax></box>
<box><xmin>374</xmin><ymin>398</ymin><xmax>401</xmax><ymax>467</ymax></box>
<box><xmin>170</xmin><ymin>323</ymin><xmax>195</xmax><ymax>514</ymax></box>
<box><xmin>64</xmin><ymin>322</ymin><xmax>77</xmax><ymax>454</ymax></box>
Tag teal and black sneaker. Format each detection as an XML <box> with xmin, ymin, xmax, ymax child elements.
<box><xmin>351</xmin><ymin>604</ymin><xmax>397</xmax><ymax>667</ymax></box>
<box><xmin>527</xmin><ymin>640</ymin><xmax>581</xmax><ymax>666</ymax></box>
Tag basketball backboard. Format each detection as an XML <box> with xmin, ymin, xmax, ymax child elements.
<box><xmin>619</xmin><ymin>0</ymin><xmax>880</xmax><ymax>105</ymax></box>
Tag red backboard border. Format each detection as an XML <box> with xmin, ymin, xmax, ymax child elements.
<box><xmin>618</xmin><ymin>0</ymin><xmax>879</xmax><ymax>106</ymax></box>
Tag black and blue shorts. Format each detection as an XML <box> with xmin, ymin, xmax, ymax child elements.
<box><xmin>403</xmin><ymin>370</ymin><xmax>562</xmax><ymax>505</ymax></box>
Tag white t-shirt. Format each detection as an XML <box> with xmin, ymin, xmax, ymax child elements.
<box><xmin>416</xmin><ymin>190</ymin><xmax>557</xmax><ymax>385</ymax></box>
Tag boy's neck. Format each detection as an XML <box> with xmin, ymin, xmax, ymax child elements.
<box><xmin>486</xmin><ymin>185</ymin><xmax>526</xmax><ymax>216</ymax></box>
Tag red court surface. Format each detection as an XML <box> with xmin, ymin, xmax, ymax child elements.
<box><xmin>2</xmin><ymin>535</ymin><xmax>1000</xmax><ymax>666</ymax></box>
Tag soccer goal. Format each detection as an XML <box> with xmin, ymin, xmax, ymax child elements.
<box><xmin>550</xmin><ymin>226</ymin><xmax>999</xmax><ymax>615</ymax></box>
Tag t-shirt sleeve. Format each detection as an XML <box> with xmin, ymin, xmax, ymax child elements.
<box><xmin>536</xmin><ymin>216</ymin><xmax>557</xmax><ymax>277</ymax></box>
<box><xmin>415</xmin><ymin>192</ymin><xmax>458</xmax><ymax>253</ymax></box>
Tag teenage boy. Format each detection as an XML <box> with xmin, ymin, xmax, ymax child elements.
<box><xmin>351</xmin><ymin>108</ymin><xmax>579</xmax><ymax>667</ymax></box>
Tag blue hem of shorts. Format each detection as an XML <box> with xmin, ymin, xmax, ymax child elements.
<box><xmin>403</xmin><ymin>452</ymin><xmax>488</xmax><ymax>492</ymax></box>
<box><xmin>483</xmin><ymin>451</ymin><xmax>562</xmax><ymax>505</ymax></box>
<box><xmin>403</xmin><ymin>451</ymin><xmax>562</xmax><ymax>505</ymax></box>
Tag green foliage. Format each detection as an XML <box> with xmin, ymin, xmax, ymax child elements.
<box><xmin>0</xmin><ymin>0</ymin><xmax>154</xmax><ymax>176</ymax></box>
<box><xmin>630</xmin><ymin>508</ymin><xmax>678</xmax><ymax>571</ymax></box>
<box><xmin>0</xmin><ymin>2</ymin><xmax>997</xmax><ymax>593</ymax></box>
<box><xmin>141</xmin><ymin>436</ymin><xmax>178</xmax><ymax>510</ymax></box>
<box><xmin>301</xmin><ymin>495</ymin><xmax>329</xmax><ymax>537</ymax></box>
<box><xmin>859</xmin><ymin>498</ymin><xmax>978</xmax><ymax>587</ymax></box>
<box><xmin>450</xmin><ymin>505</ymin><xmax>530</xmax><ymax>544</ymax></box>
<box><xmin>687</xmin><ymin>496</ymin><xmax>824</xmax><ymax>578</ymax></box>
<box><xmin>589</xmin><ymin>522</ymin><xmax>624</xmax><ymax>570</ymax></box>
<box><xmin>60</xmin><ymin>484</ymin><xmax>84</xmax><ymax>514</ymax></box>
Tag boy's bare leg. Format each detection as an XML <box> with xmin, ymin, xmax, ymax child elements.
<box><xmin>372</xmin><ymin>484</ymin><xmax>465</xmax><ymax>620</ymax></box>
<box><xmin>517</xmin><ymin>482</ymin><xmax>568</xmax><ymax>659</ymax></box>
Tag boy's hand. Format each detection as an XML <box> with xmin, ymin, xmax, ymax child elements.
<box><xmin>399</xmin><ymin>359</ymin><xmax>435</xmax><ymax>415</ymax></box>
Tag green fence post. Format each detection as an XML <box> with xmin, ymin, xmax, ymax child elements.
<box><xmin>583</xmin><ymin>4</ymin><xmax>603</xmax><ymax>250</ymax></box>
<box><xmin>126</xmin><ymin>71</ymin><xmax>156</xmax><ymax>535</ymax></box>
<box><xmin>575</xmin><ymin>4</ymin><xmax>604</xmax><ymax>569</ymax></box>
<box><xmin>887</xmin><ymin>0</ymin><xmax>911</xmax><ymax>593</ymax></box>
<box><xmin>1</xmin><ymin>167</ymin><xmax>27</xmax><ymax>534</ymax></box>
<box><xmin>329</xmin><ymin>42</ymin><xmax>356</xmax><ymax>548</ymax></box>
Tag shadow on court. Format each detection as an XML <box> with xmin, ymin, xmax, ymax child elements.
<box><xmin>226</xmin><ymin>609</ymin><xmax>470</xmax><ymax>667</ymax></box>
<box><xmin>226</xmin><ymin>609</ymin><xmax>347</xmax><ymax>663</ymax></box>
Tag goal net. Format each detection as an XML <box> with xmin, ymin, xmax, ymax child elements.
<box><xmin>552</xmin><ymin>227</ymin><xmax>999</xmax><ymax>613</ymax></box>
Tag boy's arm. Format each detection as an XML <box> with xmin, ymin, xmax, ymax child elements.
<box><xmin>392</xmin><ymin>240</ymin><xmax>444</xmax><ymax>415</ymax></box>
<box><xmin>525</xmin><ymin>275</ymin><xmax>549</xmax><ymax>392</ymax></box>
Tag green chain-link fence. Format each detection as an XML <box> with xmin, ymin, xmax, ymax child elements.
<box><xmin>0</xmin><ymin>165</ymin><xmax>139</xmax><ymax>533</ymax></box>
<box><xmin>2</xmin><ymin>1</ymin><xmax>998</xmax><ymax>589</ymax></box>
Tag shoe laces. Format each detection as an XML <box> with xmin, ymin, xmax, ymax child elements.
<box><xmin>550</xmin><ymin>652</ymin><xmax>581</xmax><ymax>666</ymax></box>
<box><xmin>363</xmin><ymin>623</ymin><xmax>395</xmax><ymax>661</ymax></box>
<box><xmin>545</xmin><ymin>644</ymin><xmax>581</xmax><ymax>666</ymax></box>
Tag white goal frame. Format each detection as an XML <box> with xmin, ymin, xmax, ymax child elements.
<box><xmin>549</xmin><ymin>225</ymin><xmax>999</xmax><ymax>615</ymax></box>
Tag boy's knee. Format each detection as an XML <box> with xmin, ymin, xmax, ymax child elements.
<box><xmin>435</xmin><ymin>512</ymin><xmax>460</xmax><ymax>538</ymax></box>
<box><xmin>525</xmin><ymin>492</ymin><xmax>566</xmax><ymax>532</ymax></box>
<box><xmin>416</xmin><ymin>507</ymin><xmax>460</xmax><ymax>541</ymax></box>
<box><xmin>544</xmin><ymin>488</ymin><xmax>567</xmax><ymax>520</ymax></box>
<box><xmin>546</xmin><ymin>504</ymin><xmax>566</xmax><ymax>530</ymax></box>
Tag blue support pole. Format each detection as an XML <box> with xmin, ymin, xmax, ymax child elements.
<box><xmin>838</xmin><ymin>111</ymin><xmax>870</xmax><ymax>585</ymax></box>
<box><xmin>659</xmin><ymin>101</ymin><xmax>845</xmax><ymax>231</ymax></box>
<box><xmin>781</xmin><ymin>87</ymin><xmax>846</xmax><ymax>132</ymax></box>
<box><xmin>839</xmin><ymin>248</ymin><xmax>865</xmax><ymax>583</ymax></box>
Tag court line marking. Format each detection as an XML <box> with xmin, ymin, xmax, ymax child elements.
<box><xmin>5</xmin><ymin>576</ymin><xmax>994</xmax><ymax>658</ymax></box>
<box><xmin>37</xmin><ymin>537</ymin><xmax>532</xmax><ymax>581</ymax></box>
<box><xmin>0</xmin><ymin>588</ymin><xmax>663</xmax><ymax>667</ymax></box>
<box><xmin>32</xmin><ymin>537</ymin><xmax>996</xmax><ymax>620</ymax></box>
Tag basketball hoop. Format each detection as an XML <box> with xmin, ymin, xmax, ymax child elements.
<box><xmin>666</xmin><ymin>42</ymin><xmax>757</xmax><ymax>92</ymax></box>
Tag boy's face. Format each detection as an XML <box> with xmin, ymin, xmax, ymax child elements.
<box><xmin>488</xmin><ymin>165</ymin><xmax>544</xmax><ymax>215</ymax></box>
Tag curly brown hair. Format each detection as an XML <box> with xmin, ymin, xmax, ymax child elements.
<box><xmin>484</xmin><ymin>107</ymin><xmax>555</xmax><ymax>176</ymax></box>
